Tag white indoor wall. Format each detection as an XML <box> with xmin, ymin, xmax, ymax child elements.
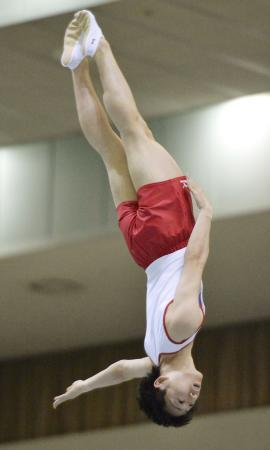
<box><xmin>1</xmin><ymin>93</ymin><xmax>270</xmax><ymax>257</ymax></box>
<box><xmin>150</xmin><ymin>93</ymin><xmax>270</xmax><ymax>218</ymax></box>
<box><xmin>0</xmin><ymin>142</ymin><xmax>52</xmax><ymax>244</ymax></box>
<box><xmin>0</xmin><ymin>136</ymin><xmax>115</xmax><ymax>257</ymax></box>
<box><xmin>52</xmin><ymin>135</ymin><xmax>113</xmax><ymax>238</ymax></box>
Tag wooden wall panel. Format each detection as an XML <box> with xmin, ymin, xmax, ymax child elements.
<box><xmin>0</xmin><ymin>320</ymin><xmax>269</xmax><ymax>443</ymax></box>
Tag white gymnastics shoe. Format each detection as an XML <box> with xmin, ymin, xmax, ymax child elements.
<box><xmin>61</xmin><ymin>10</ymin><xmax>103</xmax><ymax>70</ymax></box>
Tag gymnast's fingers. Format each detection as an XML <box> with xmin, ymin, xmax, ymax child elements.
<box><xmin>53</xmin><ymin>393</ymin><xmax>69</xmax><ymax>409</ymax></box>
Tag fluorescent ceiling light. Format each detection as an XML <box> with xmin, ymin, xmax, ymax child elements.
<box><xmin>1</xmin><ymin>0</ymin><xmax>119</xmax><ymax>28</ymax></box>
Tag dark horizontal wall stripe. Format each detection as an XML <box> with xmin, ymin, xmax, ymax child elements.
<box><xmin>0</xmin><ymin>320</ymin><xmax>269</xmax><ymax>443</ymax></box>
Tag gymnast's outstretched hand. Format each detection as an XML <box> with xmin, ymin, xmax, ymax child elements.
<box><xmin>53</xmin><ymin>360</ymin><xmax>126</xmax><ymax>409</ymax></box>
<box><xmin>53</xmin><ymin>380</ymin><xmax>86</xmax><ymax>409</ymax></box>
<box><xmin>186</xmin><ymin>176</ymin><xmax>212</xmax><ymax>213</ymax></box>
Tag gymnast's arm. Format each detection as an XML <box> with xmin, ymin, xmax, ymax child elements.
<box><xmin>53</xmin><ymin>357</ymin><xmax>152</xmax><ymax>409</ymax></box>
<box><xmin>168</xmin><ymin>178</ymin><xmax>213</xmax><ymax>331</ymax></box>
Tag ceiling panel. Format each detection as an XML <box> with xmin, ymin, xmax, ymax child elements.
<box><xmin>0</xmin><ymin>0</ymin><xmax>269</xmax><ymax>145</ymax></box>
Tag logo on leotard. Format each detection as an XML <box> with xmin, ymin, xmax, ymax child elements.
<box><xmin>180</xmin><ymin>180</ymin><xmax>188</xmax><ymax>189</ymax></box>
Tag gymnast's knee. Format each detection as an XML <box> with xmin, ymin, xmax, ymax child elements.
<box><xmin>121</xmin><ymin>114</ymin><xmax>155</xmax><ymax>141</ymax></box>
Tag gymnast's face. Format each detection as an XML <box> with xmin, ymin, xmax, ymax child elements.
<box><xmin>154</xmin><ymin>370</ymin><xmax>202</xmax><ymax>416</ymax></box>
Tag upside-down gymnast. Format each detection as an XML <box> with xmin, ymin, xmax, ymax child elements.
<box><xmin>53</xmin><ymin>10</ymin><xmax>213</xmax><ymax>428</ymax></box>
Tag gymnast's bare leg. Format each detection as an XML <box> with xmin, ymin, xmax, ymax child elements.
<box><xmin>72</xmin><ymin>57</ymin><xmax>137</xmax><ymax>208</ymax></box>
<box><xmin>93</xmin><ymin>38</ymin><xmax>184</xmax><ymax>190</ymax></box>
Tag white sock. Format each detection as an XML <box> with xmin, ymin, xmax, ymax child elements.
<box><xmin>82</xmin><ymin>10</ymin><xmax>103</xmax><ymax>58</ymax></box>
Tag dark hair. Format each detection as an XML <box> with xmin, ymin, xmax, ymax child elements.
<box><xmin>137</xmin><ymin>365</ymin><xmax>198</xmax><ymax>427</ymax></box>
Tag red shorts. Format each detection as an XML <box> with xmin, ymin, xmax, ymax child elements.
<box><xmin>116</xmin><ymin>176</ymin><xmax>195</xmax><ymax>269</ymax></box>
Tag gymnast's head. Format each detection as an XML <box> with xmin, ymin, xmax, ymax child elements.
<box><xmin>137</xmin><ymin>365</ymin><xmax>202</xmax><ymax>427</ymax></box>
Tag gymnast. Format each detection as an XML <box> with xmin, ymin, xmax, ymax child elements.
<box><xmin>53</xmin><ymin>10</ymin><xmax>213</xmax><ymax>428</ymax></box>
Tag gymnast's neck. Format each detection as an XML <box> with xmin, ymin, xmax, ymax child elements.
<box><xmin>159</xmin><ymin>342</ymin><xmax>203</xmax><ymax>380</ymax></box>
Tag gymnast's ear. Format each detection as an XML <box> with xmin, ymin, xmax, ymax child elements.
<box><xmin>154</xmin><ymin>376</ymin><xmax>168</xmax><ymax>389</ymax></box>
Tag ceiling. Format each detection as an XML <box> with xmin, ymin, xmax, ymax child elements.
<box><xmin>0</xmin><ymin>0</ymin><xmax>270</xmax><ymax>360</ymax></box>
<box><xmin>1</xmin><ymin>0</ymin><xmax>270</xmax><ymax>146</ymax></box>
<box><xmin>0</xmin><ymin>210</ymin><xmax>269</xmax><ymax>360</ymax></box>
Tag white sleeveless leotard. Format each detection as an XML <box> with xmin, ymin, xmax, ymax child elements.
<box><xmin>144</xmin><ymin>247</ymin><xmax>206</xmax><ymax>367</ymax></box>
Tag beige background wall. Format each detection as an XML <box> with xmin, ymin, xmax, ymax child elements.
<box><xmin>1</xmin><ymin>407</ymin><xmax>269</xmax><ymax>450</ymax></box>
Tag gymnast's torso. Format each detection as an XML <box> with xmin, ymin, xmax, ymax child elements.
<box><xmin>144</xmin><ymin>247</ymin><xmax>205</xmax><ymax>366</ymax></box>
